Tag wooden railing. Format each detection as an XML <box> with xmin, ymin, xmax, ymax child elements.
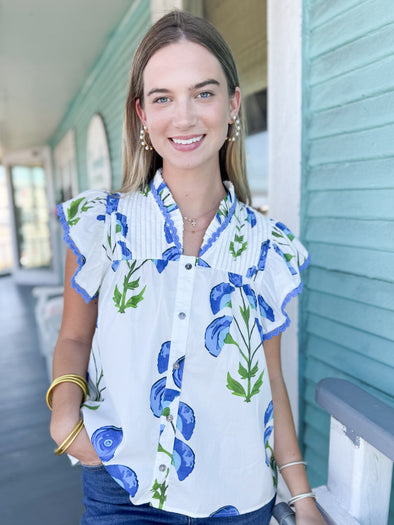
<box><xmin>273</xmin><ymin>378</ymin><xmax>394</xmax><ymax>525</ymax></box>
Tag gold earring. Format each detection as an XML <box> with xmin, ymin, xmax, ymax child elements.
<box><xmin>140</xmin><ymin>126</ymin><xmax>153</xmax><ymax>151</ymax></box>
<box><xmin>226</xmin><ymin>115</ymin><xmax>241</xmax><ymax>142</ymax></box>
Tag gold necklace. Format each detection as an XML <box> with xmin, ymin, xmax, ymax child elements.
<box><xmin>182</xmin><ymin>203</ymin><xmax>220</xmax><ymax>234</ymax></box>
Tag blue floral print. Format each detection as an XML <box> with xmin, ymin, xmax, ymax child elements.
<box><xmin>204</xmin><ymin>316</ymin><xmax>233</xmax><ymax>357</ymax></box>
<box><xmin>172</xmin><ymin>356</ymin><xmax>184</xmax><ymax>388</ymax></box>
<box><xmin>176</xmin><ymin>402</ymin><xmax>195</xmax><ymax>441</ymax></box>
<box><xmin>173</xmin><ymin>438</ymin><xmax>195</xmax><ymax>481</ymax></box>
<box><xmin>205</xmin><ymin>276</ymin><xmax>267</xmax><ymax>402</ymax></box>
<box><xmin>158</xmin><ymin>341</ymin><xmax>171</xmax><ymax>373</ymax></box>
<box><xmin>106</xmin><ymin>464</ymin><xmax>139</xmax><ymax>497</ymax></box>
<box><xmin>115</xmin><ymin>212</ymin><xmax>128</xmax><ymax>236</ymax></box>
<box><xmin>263</xmin><ymin>400</ymin><xmax>277</xmax><ymax>487</ymax></box>
<box><xmin>258</xmin><ymin>294</ymin><xmax>275</xmax><ymax>322</ymax></box>
<box><xmin>210</xmin><ymin>506</ymin><xmax>240</xmax><ymax>517</ymax></box>
<box><xmin>153</xmin><ymin>246</ymin><xmax>181</xmax><ymax>274</ymax></box>
<box><xmin>273</xmin><ymin>243</ymin><xmax>297</xmax><ymax>276</ymax></box>
<box><xmin>210</xmin><ymin>283</ymin><xmax>235</xmax><ymax>314</ymax></box>
<box><xmin>246</xmin><ymin>208</ymin><xmax>257</xmax><ymax>228</ymax></box>
<box><xmin>91</xmin><ymin>425</ymin><xmax>123</xmax><ymax>461</ymax></box>
<box><xmin>246</xmin><ymin>240</ymin><xmax>270</xmax><ymax>279</ymax></box>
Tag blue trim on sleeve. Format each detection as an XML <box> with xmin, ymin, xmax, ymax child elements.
<box><xmin>263</xmin><ymin>253</ymin><xmax>311</xmax><ymax>341</ymax></box>
<box><xmin>57</xmin><ymin>203</ymin><xmax>98</xmax><ymax>304</ymax></box>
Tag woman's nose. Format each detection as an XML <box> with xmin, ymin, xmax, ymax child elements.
<box><xmin>172</xmin><ymin>99</ymin><xmax>197</xmax><ymax>130</ymax></box>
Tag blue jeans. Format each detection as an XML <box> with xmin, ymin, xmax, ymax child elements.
<box><xmin>81</xmin><ymin>464</ymin><xmax>275</xmax><ymax>524</ymax></box>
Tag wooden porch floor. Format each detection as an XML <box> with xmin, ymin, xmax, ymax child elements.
<box><xmin>0</xmin><ymin>276</ymin><xmax>84</xmax><ymax>525</ymax></box>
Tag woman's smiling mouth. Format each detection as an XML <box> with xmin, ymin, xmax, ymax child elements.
<box><xmin>170</xmin><ymin>134</ymin><xmax>204</xmax><ymax>146</ymax></box>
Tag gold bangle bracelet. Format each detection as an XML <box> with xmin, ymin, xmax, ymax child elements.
<box><xmin>46</xmin><ymin>374</ymin><xmax>88</xmax><ymax>410</ymax></box>
<box><xmin>54</xmin><ymin>419</ymin><xmax>84</xmax><ymax>456</ymax></box>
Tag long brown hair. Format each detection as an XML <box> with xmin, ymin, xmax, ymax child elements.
<box><xmin>121</xmin><ymin>10</ymin><xmax>251</xmax><ymax>204</ymax></box>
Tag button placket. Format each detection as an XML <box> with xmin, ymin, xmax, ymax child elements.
<box><xmin>151</xmin><ymin>256</ymin><xmax>196</xmax><ymax>503</ymax></box>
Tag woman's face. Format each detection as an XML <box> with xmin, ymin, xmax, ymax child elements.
<box><xmin>136</xmin><ymin>40</ymin><xmax>240</xmax><ymax>176</ymax></box>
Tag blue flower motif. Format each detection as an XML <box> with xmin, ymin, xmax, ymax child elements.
<box><xmin>246</xmin><ymin>208</ymin><xmax>257</xmax><ymax>228</ymax></box>
<box><xmin>255</xmin><ymin>317</ymin><xmax>265</xmax><ymax>344</ymax></box>
<box><xmin>172</xmin><ymin>438</ymin><xmax>195</xmax><ymax>481</ymax></box>
<box><xmin>275</xmin><ymin>221</ymin><xmax>295</xmax><ymax>240</ymax></box>
<box><xmin>106</xmin><ymin>464</ymin><xmax>139</xmax><ymax>497</ymax></box>
<box><xmin>205</xmin><ymin>315</ymin><xmax>233</xmax><ymax>357</ymax></box>
<box><xmin>264</xmin><ymin>401</ymin><xmax>274</xmax><ymax>466</ymax></box>
<box><xmin>150</xmin><ymin>378</ymin><xmax>180</xmax><ymax>417</ymax></box>
<box><xmin>210</xmin><ymin>283</ymin><xmax>235</xmax><ymax>315</ymax></box>
<box><xmin>246</xmin><ymin>265</ymin><xmax>257</xmax><ymax>279</ymax></box>
<box><xmin>117</xmin><ymin>241</ymin><xmax>132</xmax><ymax>259</ymax></box>
<box><xmin>264</xmin><ymin>426</ymin><xmax>274</xmax><ymax>466</ymax></box>
<box><xmin>264</xmin><ymin>400</ymin><xmax>274</xmax><ymax>426</ymax></box>
<box><xmin>111</xmin><ymin>260</ymin><xmax>120</xmax><ymax>272</ymax></box>
<box><xmin>273</xmin><ymin>243</ymin><xmax>297</xmax><ymax>276</ymax></box>
<box><xmin>153</xmin><ymin>246</ymin><xmax>181</xmax><ymax>274</ymax></box>
<box><xmin>106</xmin><ymin>194</ymin><xmax>120</xmax><ymax>213</ymax></box>
<box><xmin>91</xmin><ymin>426</ymin><xmax>123</xmax><ymax>461</ymax></box>
<box><xmin>198</xmin><ymin>258</ymin><xmax>210</xmax><ymax>268</ymax></box>
<box><xmin>257</xmin><ymin>240</ymin><xmax>270</xmax><ymax>271</ymax></box>
<box><xmin>172</xmin><ymin>356</ymin><xmax>184</xmax><ymax>389</ymax></box>
<box><xmin>258</xmin><ymin>295</ymin><xmax>275</xmax><ymax>322</ymax></box>
<box><xmin>96</xmin><ymin>214</ymin><xmax>105</xmax><ymax>222</ymax></box>
<box><xmin>242</xmin><ymin>285</ymin><xmax>257</xmax><ymax>309</ymax></box>
<box><xmin>158</xmin><ymin>341</ymin><xmax>171</xmax><ymax>373</ymax></box>
<box><xmin>228</xmin><ymin>272</ymin><xmax>242</xmax><ymax>287</ymax></box>
<box><xmin>210</xmin><ymin>506</ymin><xmax>240</xmax><ymax>517</ymax></box>
<box><xmin>176</xmin><ymin>402</ymin><xmax>195</xmax><ymax>440</ymax></box>
<box><xmin>164</xmin><ymin>222</ymin><xmax>174</xmax><ymax>244</ymax></box>
<box><xmin>115</xmin><ymin>212</ymin><xmax>128</xmax><ymax>236</ymax></box>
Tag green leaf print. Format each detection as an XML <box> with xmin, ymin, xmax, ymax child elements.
<box><xmin>284</xmin><ymin>253</ymin><xmax>294</xmax><ymax>262</ymax></box>
<box><xmin>223</xmin><ymin>287</ymin><xmax>265</xmax><ymax>403</ymax></box>
<box><xmin>113</xmin><ymin>285</ymin><xmax>122</xmax><ymax>308</ymax></box>
<box><xmin>238</xmin><ymin>362</ymin><xmax>249</xmax><ymax>380</ymax></box>
<box><xmin>114</xmin><ymin>260</ymin><xmax>148</xmax><ymax>313</ymax></box>
<box><xmin>229</xmin><ymin>211</ymin><xmax>248</xmax><ymax>259</ymax></box>
<box><xmin>126</xmin><ymin>278</ymin><xmax>140</xmax><ymax>290</ymax></box>
<box><xmin>226</xmin><ymin>372</ymin><xmax>247</xmax><ymax>398</ymax></box>
<box><xmin>124</xmin><ymin>285</ymin><xmax>146</xmax><ymax>309</ymax></box>
<box><xmin>250</xmin><ymin>371</ymin><xmax>264</xmax><ymax>397</ymax></box>
<box><xmin>67</xmin><ymin>197</ymin><xmax>85</xmax><ymax>225</ymax></box>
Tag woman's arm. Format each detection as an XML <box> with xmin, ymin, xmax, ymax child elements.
<box><xmin>49</xmin><ymin>248</ymin><xmax>101</xmax><ymax>464</ymax></box>
<box><xmin>264</xmin><ymin>334</ymin><xmax>327</xmax><ymax>525</ymax></box>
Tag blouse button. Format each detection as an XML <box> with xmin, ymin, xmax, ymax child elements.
<box><xmin>185</xmin><ymin>263</ymin><xmax>192</xmax><ymax>270</ymax></box>
<box><xmin>166</xmin><ymin>414</ymin><xmax>173</xmax><ymax>422</ymax></box>
<box><xmin>178</xmin><ymin>312</ymin><xmax>186</xmax><ymax>320</ymax></box>
<box><xmin>173</xmin><ymin>362</ymin><xmax>180</xmax><ymax>370</ymax></box>
<box><xmin>159</xmin><ymin>464</ymin><xmax>166</xmax><ymax>472</ymax></box>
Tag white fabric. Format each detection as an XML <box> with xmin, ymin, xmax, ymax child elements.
<box><xmin>58</xmin><ymin>169</ymin><xmax>310</xmax><ymax>518</ymax></box>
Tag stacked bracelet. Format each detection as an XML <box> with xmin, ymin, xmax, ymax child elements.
<box><xmin>54</xmin><ymin>419</ymin><xmax>84</xmax><ymax>456</ymax></box>
<box><xmin>46</xmin><ymin>374</ymin><xmax>89</xmax><ymax>410</ymax></box>
<box><xmin>288</xmin><ymin>492</ymin><xmax>316</xmax><ymax>506</ymax></box>
<box><xmin>278</xmin><ymin>460</ymin><xmax>307</xmax><ymax>472</ymax></box>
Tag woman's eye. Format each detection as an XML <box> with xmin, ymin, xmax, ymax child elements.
<box><xmin>154</xmin><ymin>96</ymin><xmax>170</xmax><ymax>104</ymax></box>
<box><xmin>198</xmin><ymin>91</ymin><xmax>213</xmax><ymax>99</ymax></box>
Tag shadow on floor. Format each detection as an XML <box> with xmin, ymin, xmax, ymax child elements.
<box><xmin>0</xmin><ymin>276</ymin><xmax>84</xmax><ymax>525</ymax></box>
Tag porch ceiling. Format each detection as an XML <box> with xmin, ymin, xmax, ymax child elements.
<box><xmin>0</xmin><ymin>0</ymin><xmax>134</xmax><ymax>159</ymax></box>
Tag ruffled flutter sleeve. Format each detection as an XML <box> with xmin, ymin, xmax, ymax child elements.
<box><xmin>57</xmin><ymin>190</ymin><xmax>110</xmax><ymax>302</ymax></box>
<box><xmin>257</xmin><ymin>220</ymin><xmax>311</xmax><ymax>340</ymax></box>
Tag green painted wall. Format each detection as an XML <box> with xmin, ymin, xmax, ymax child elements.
<box><xmin>49</xmin><ymin>0</ymin><xmax>151</xmax><ymax>190</ymax></box>
<box><xmin>301</xmin><ymin>0</ymin><xmax>394</xmax><ymax>521</ymax></box>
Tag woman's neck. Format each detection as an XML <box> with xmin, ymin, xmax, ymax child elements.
<box><xmin>161</xmin><ymin>165</ymin><xmax>227</xmax><ymax>219</ymax></box>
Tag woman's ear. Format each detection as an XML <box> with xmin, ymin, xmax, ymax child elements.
<box><xmin>135</xmin><ymin>99</ymin><xmax>146</xmax><ymax>126</ymax></box>
<box><xmin>228</xmin><ymin>87</ymin><xmax>241</xmax><ymax>124</ymax></box>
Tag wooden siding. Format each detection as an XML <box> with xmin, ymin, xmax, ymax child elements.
<box><xmin>49</xmin><ymin>0</ymin><xmax>151</xmax><ymax>190</ymax></box>
<box><xmin>301</xmin><ymin>1</ymin><xmax>394</xmax><ymax>521</ymax></box>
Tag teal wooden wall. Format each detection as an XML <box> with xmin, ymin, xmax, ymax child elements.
<box><xmin>301</xmin><ymin>0</ymin><xmax>394</xmax><ymax>521</ymax></box>
<box><xmin>49</xmin><ymin>0</ymin><xmax>151</xmax><ymax>190</ymax></box>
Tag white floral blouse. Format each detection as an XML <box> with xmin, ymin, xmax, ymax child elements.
<box><xmin>58</xmin><ymin>169</ymin><xmax>310</xmax><ymax>518</ymax></box>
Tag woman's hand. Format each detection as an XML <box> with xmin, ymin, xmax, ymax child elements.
<box><xmin>294</xmin><ymin>499</ymin><xmax>328</xmax><ymax>525</ymax></box>
<box><xmin>50</xmin><ymin>412</ymin><xmax>101</xmax><ymax>466</ymax></box>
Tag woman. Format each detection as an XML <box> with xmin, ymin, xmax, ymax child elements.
<box><xmin>48</xmin><ymin>10</ymin><xmax>327</xmax><ymax>525</ymax></box>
